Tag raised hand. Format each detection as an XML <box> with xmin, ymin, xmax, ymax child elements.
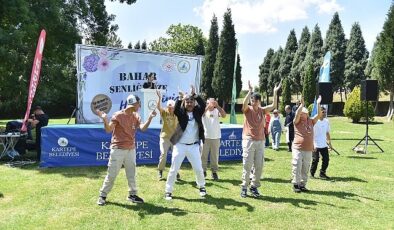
<box><xmin>150</xmin><ymin>110</ymin><xmax>157</xmax><ymax>118</ymax></box>
<box><xmin>274</xmin><ymin>80</ymin><xmax>282</xmax><ymax>92</ymax></box>
<box><xmin>248</xmin><ymin>80</ymin><xmax>253</xmax><ymax>92</ymax></box>
<box><xmin>300</xmin><ymin>98</ymin><xmax>305</xmax><ymax>106</ymax></box>
<box><xmin>156</xmin><ymin>88</ymin><xmax>161</xmax><ymax>98</ymax></box>
<box><xmin>190</xmin><ymin>85</ymin><xmax>196</xmax><ymax>95</ymax></box>
<box><xmin>317</xmin><ymin>95</ymin><xmax>322</xmax><ymax>104</ymax></box>
<box><xmin>96</xmin><ymin>110</ymin><xmax>107</xmax><ymax>119</ymax></box>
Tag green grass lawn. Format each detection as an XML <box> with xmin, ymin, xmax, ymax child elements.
<box><xmin>0</xmin><ymin>116</ymin><xmax>393</xmax><ymax>229</ymax></box>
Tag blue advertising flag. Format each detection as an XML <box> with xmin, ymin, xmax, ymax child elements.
<box><xmin>319</xmin><ymin>51</ymin><xmax>331</xmax><ymax>82</ymax></box>
<box><xmin>310</xmin><ymin>97</ymin><xmax>318</xmax><ymax>118</ymax></box>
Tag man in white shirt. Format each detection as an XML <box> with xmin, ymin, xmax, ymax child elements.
<box><xmin>310</xmin><ymin>107</ymin><xmax>332</xmax><ymax>180</ymax></box>
<box><xmin>201</xmin><ymin>98</ymin><xmax>226</xmax><ymax>180</ymax></box>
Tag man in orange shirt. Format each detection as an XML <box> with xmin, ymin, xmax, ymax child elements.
<box><xmin>96</xmin><ymin>94</ymin><xmax>157</xmax><ymax>206</ymax></box>
<box><xmin>240</xmin><ymin>80</ymin><xmax>281</xmax><ymax>198</ymax></box>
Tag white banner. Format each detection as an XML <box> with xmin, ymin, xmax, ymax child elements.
<box><xmin>76</xmin><ymin>44</ymin><xmax>203</xmax><ymax>123</ymax></box>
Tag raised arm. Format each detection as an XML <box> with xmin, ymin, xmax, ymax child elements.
<box><xmin>96</xmin><ymin>110</ymin><xmax>115</xmax><ymax>133</ymax></box>
<box><xmin>242</xmin><ymin>81</ymin><xmax>253</xmax><ymax>113</ymax></box>
<box><xmin>215</xmin><ymin>101</ymin><xmax>226</xmax><ymax>118</ymax></box>
<box><xmin>263</xmin><ymin>81</ymin><xmax>282</xmax><ymax>112</ymax></box>
<box><xmin>155</xmin><ymin>89</ymin><xmax>164</xmax><ymax>113</ymax></box>
<box><xmin>139</xmin><ymin>110</ymin><xmax>157</xmax><ymax>131</ymax></box>
<box><xmin>311</xmin><ymin>95</ymin><xmax>322</xmax><ymax>125</ymax></box>
<box><xmin>293</xmin><ymin>98</ymin><xmax>304</xmax><ymax>125</ymax></box>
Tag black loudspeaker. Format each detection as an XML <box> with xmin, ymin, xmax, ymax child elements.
<box><xmin>317</xmin><ymin>82</ymin><xmax>333</xmax><ymax>104</ymax></box>
<box><xmin>361</xmin><ymin>80</ymin><xmax>378</xmax><ymax>101</ymax></box>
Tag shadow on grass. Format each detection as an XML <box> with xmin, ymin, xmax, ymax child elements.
<box><xmin>106</xmin><ymin>201</ymin><xmax>188</xmax><ymax>218</ymax></box>
<box><xmin>261</xmin><ymin>195</ymin><xmax>335</xmax><ymax>209</ymax></box>
<box><xmin>331</xmin><ymin>138</ymin><xmax>383</xmax><ymax>141</ymax></box>
<box><xmin>347</xmin><ymin>156</ymin><xmax>377</xmax><ymax>160</ymax></box>
<box><xmin>264</xmin><ymin>177</ymin><xmax>291</xmax><ymax>184</ymax></box>
<box><xmin>308</xmin><ymin>190</ymin><xmax>378</xmax><ymax>201</ymax></box>
<box><xmin>175</xmin><ymin>194</ymin><xmax>254</xmax><ymax>212</ymax></box>
<box><xmin>0</xmin><ymin>192</ymin><xmax>3</xmax><ymax>198</ymax></box>
<box><xmin>326</xmin><ymin>176</ymin><xmax>368</xmax><ymax>183</ymax></box>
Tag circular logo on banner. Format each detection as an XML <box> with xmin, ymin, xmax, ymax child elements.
<box><xmin>162</xmin><ymin>59</ymin><xmax>176</xmax><ymax>72</ymax></box>
<box><xmin>177</xmin><ymin>60</ymin><xmax>190</xmax><ymax>73</ymax></box>
<box><xmin>58</xmin><ymin>137</ymin><xmax>68</xmax><ymax>147</ymax></box>
<box><xmin>91</xmin><ymin>94</ymin><xmax>112</xmax><ymax>115</ymax></box>
<box><xmin>148</xmin><ymin>100</ymin><xmax>157</xmax><ymax>110</ymax></box>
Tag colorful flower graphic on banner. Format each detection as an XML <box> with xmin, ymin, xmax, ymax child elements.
<box><xmin>82</xmin><ymin>48</ymin><xmax>120</xmax><ymax>73</ymax></box>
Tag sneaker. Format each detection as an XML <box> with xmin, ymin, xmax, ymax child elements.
<box><xmin>176</xmin><ymin>173</ymin><xmax>181</xmax><ymax>180</ymax></box>
<box><xmin>158</xmin><ymin>170</ymin><xmax>163</xmax><ymax>180</ymax></box>
<box><xmin>249</xmin><ymin>186</ymin><xmax>260</xmax><ymax>197</ymax></box>
<box><xmin>212</xmin><ymin>172</ymin><xmax>219</xmax><ymax>181</ymax></box>
<box><xmin>293</xmin><ymin>184</ymin><xmax>301</xmax><ymax>193</ymax></box>
<box><xmin>240</xmin><ymin>187</ymin><xmax>247</xmax><ymax>198</ymax></box>
<box><xmin>97</xmin><ymin>196</ymin><xmax>106</xmax><ymax>206</ymax></box>
<box><xmin>299</xmin><ymin>186</ymin><xmax>309</xmax><ymax>192</ymax></box>
<box><xmin>199</xmin><ymin>187</ymin><xmax>207</xmax><ymax>197</ymax></box>
<box><xmin>164</xmin><ymin>192</ymin><xmax>172</xmax><ymax>200</ymax></box>
<box><xmin>320</xmin><ymin>173</ymin><xmax>330</xmax><ymax>180</ymax></box>
<box><xmin>127</xmin><ymin>195</ymin><xmax>144</xmax><ymax>204</ymax></box>
<box><xmin>203</xmin><ymin>171</ymin><xmax>207</xmax><ymax>178</ymax></box>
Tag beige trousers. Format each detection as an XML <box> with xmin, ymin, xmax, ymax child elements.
<box><xmin>291</xmin><ymin>149</ymin><xmax>312</xmax><ymax>186</ymax></box>
<box><xmin>201</xmin><ymin>138</ymin><xmax>220</xmax><ymax>173</ymax></box>
<box><xmin>158</xmin><ymin>137</ymin><xmax>173</xmax><ymax>171</ymax></box>
<box><xmin>99</xmin><ymin>148</ymin><xmax>137</xmax><ymax>197</ymax></box>
<box><xmin>241</xmin><ymin>139</ymin><xmax>264</xmax><ymax>188</ymax></box>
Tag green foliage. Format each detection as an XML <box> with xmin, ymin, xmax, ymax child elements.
<box><xmin>343</xmin><ymin>86</ymin><xmax>374</xmax><ymax>123</ymax></box>
<box><xmin>307</xmin><ymin>103</ymin><xmax>314</xmax><ymax>114</ymax></box>
<box><xmin>201</xmin><ymin>15</ymin><xmax>219</xmax><ymax>98</ymax></box>
<box><xmin>235</xmin><ymin>54</ymin><xmax>242</xmax><ymax>98</ymax></box>
<box><xmin>110</xmin><ymin>0</ymin><xmax>137</xmax><ymax>4</ymax></box>
<box><xmin>141</xmin><ymin>40</ymin><xmax>147</xmax><ymax>50</ymax></box>
<box><xmin>268</xmin><ymin>47</ymin><xmax>283</xmax><ymax>96</ymax></box>
<box><xmin>212</xmin><ymin>8</ymin><xmax>237</xmax><ymax>103</ymax></box>
<box><xmin>344</xmin><ymin>23</ymin><xmax>369</xmax><ymax>90</ymax></box>
<box><xmin>302</xmin><ymin>61</ymin><xmax>316</xmax><ymax>107</ymax></box>
<box><xmin>290</xmin><ymin>26</ymin><xmax>310</xmax><ymax>95</ymax></box>
<box><xmin>323</xmin><ymin>12</ymin><xmax>346</xmax><ymax>92</ymax></box>
<box><xmin>149</xmin><ymin>24</ymin><xmax>206</xmax><ymax>55</ymax></box>
<box><xmin>280</xmin><ymin>78</ymin><xmax>291</xmax><ymax>114</ymax></box>
<box><xmin>303</xmin><ymin>24</ymin><xmax>323</xmax><ymax>85</ymax></box>
<box><xmin>259</xmin><ymin>48</ymin><xmax>275</xmax><ymax>104</ymax></box>
<box><xmin>279</xmin><ymin>30</ymin><xmax>298</xmax><ymax>81</ymax></box>
<box><xmin>134</xmin><ymin>40</ymin><xmax>141</xmax><ymax>49</ymax></box>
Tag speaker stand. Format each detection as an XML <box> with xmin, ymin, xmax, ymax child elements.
<box><xmin>67</xmin><ymin>107</ymin><xmax>78</xmax><ymax>124</ymax></box>
<box><xmin>352</xmin><ymin>102</ymin><xmax>384</xmax><ymax>154</ymax></box>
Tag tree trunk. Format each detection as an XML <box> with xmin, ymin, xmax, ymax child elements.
<box><xmin>344</xmin><ymin>88</ymin><xmax>347</xmax><ymax>100</ymax></box>
<box><xmin>340</xmin><ymin>87</ymin><xmax>343</xmax><ymax>102</ymax></box>
<box><xmin>387</xmin><ymin>90</ymin><xmax>393</xmax><ymax>121</ymax></box>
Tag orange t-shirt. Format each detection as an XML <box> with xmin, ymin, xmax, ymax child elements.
<box><xmin>293</xmin><ymin>118</ymin><xmax>314</xmax><ymax>151</ymax></box>
<box><xmin>242</xmin><ymin>106</ymin><xmax>265</xmax><ymax>141</ymax></box>
<box><xmin>110</xmin><ymin>110</ymin><xmax>141</xmax><ymax>149</ymax></box>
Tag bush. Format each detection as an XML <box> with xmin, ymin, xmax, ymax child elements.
<box><xmin>343</xmin><ymin>86</ymin><xmax>374</xmax><ymax>123</ymax></box>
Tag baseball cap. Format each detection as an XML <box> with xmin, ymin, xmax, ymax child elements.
<box><xmin>167</xmin><ymin>99</ymin><xmax>175</xmax><ymax>107</ymax></box>
<box><xmin>126</xmin><ymin>94</ymin><xmax>139</xmax><ymax>108</ymax></box>
<box><xmin>301</xmin><ymin>107</ymin><xmax>309</xmax><ymax>114</ymax></box>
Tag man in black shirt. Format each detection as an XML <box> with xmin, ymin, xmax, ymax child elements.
<box><xmin>285</xmin><ymin>105</ymin><xmax>295</xmax><ymax>152</ymax></box>
<box><xmin>28</xmin><ymin>106</ymin><xmax>49</xmax><ymax>161</ymax></box>
<box><xmin>143</xmin><ymin>73</ymin><xmax>156</xmax><ymax>89</ymax></box>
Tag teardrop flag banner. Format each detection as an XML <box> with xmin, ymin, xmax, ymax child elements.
<box><xmin>21</xmin><ymin>29</ymin><xmax>46</xmax><ymax>132</ymax></box>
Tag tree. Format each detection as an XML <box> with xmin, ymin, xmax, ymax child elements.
<box><xmin>280</xmin><ymin>78</ymin><xmax>291</xmax><ymax>114</ymax></box>
<box><xmin>150</xmin><ymin>24</ymin><xmax>206</xmax><ymax>55</ymax></box>
<box><xmin>323</xmin><ymin>12</ymin><xmax>347</xmax><ymax>100</ymax></box>
<box><xmin>235</xmin><ymin>53</ymin><xmax>242</xmax><ymax>98</ymax></box>
<box><xmin>259</xmin><ymin>48</ymin><xmax>275</xmax><ymax>104</ymax></box>
<box><xmin>344</xmin><ymin>23</ymin><xmax>369</xmax><ymax>91</ymax></box>
<box><xmin>343</xmin><ymin>87</ymin><xmax>374</xmax><ymax>123</ymax></box>
<box><xmin>212</xmin><ymin>8</ymin><xmax>237</xmax><ymax>104</ymax></box>
<box><xmin>110</xmin><ymin>0</ymin><xmax>137</xmax><ymax>4</ymax></box>
<box><xmin>290</xmin><ymin>26</ymin><xmax>310</xmax><ymax>96</ymax></box>
<box><xmin>374</xmin><ymin>3</ymin><xmax>394</xmax><ymax>120</ymax></box>
<box><xmin>201</xmin><ymin>15</ymin><xmax>219</xmax><ymax>98</ymax></box>
<box><xmin>134</xmin><ymin>40</ymin><xmax>141</xmax><ymax>49</ymax></box>
<box><xmin>268</xmin><ymin>47</ymin><xmax>283</xmax><ymax>97</ymax></box>
<box><xmin>303</xmin><ymin>24</ymin><xmax>323</xmax><ymax>87</ymax></box>
<box><xmin>279</xmin><ymin>30</ymin><xmax>298</xmax><ymax>82</ymax></box>
<box><xmin>302</xmin><ymin>61</ymin><xmax>316</xmax><ymax>107</ymax></box>
<box><xmin>141</xmin><ymin>40</ymin><xmax>147</xmax><ymax>50</ymax></box>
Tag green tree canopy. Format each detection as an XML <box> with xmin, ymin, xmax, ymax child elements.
<box><xmin>259</xmin><ymin>48</ymin><xmax>275</xmax><ymax>104</ymax></box>
<box><xmin>290</xmin><ymin>26</ymin><xmax>310</xmax><ymax>95</ymax></box>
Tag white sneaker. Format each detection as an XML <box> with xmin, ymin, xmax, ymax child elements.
<box><xmin>165</xmin><ymin>192</ymin><xmax>172</xmax><ymax>200</ymax></box>
<box><xmin>199</xmin><ymin>187</ymin><xmax>207</xmax><ymax>197</ymax></box>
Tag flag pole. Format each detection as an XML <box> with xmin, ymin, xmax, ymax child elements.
<box><xmin>230</xmin><ymin>42</ymin><xmax>238</xmax><ymax>124</ymax></box>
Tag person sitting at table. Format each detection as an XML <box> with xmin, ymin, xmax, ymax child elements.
<box><xmin>143</xmin><ymin>73</ymin><xmax>156</xmax><ymax>89</ymax></box>
<box><xmin>27</xmin><ymin>106</ymin><xmax>49</xmax><ymax>161</ymax></box>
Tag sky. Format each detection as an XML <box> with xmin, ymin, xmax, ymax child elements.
<box><xmin>105</xmin><ymin>0</ymin><xmax>392</xmax><ymax>89</ymax></box>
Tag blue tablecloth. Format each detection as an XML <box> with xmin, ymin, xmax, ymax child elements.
<box><xmin>41</xmin><ymin>124</ymin><xmax>243</xmax><ymax>167</ymax></box>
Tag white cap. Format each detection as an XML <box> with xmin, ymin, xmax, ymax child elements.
<box><xmin>167</xmin><ymin>99</ymin><xmax>175</xmax><ymax>107</ymax></box>
<box><xmin>126</xmin><ymin>94</ymin><xmax>139</xmax><ymax>108</ymax></box>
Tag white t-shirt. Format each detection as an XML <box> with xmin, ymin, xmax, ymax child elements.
<box><xmin>313</xmin><ymin>118</ymin><xmax>330</xmax><ymax>148</ymax></box>
<box><xmin>179</xmin><ymin>112</ymin><xmax>199</xmax><ymax>144</ymax></box>
<box><xmin>202</xmin><ymin>108</ymin><xmax>221</xmax><ymax>139</ymax></box>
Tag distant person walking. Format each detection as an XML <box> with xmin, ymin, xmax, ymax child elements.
<box><xmin>284</xmin><ymin>105</ymin><xmax>295</xmax><ymax>152</ymax></box>
<box><xmin>268</xmin><ymin>109</ymin><xmax>283</xmax><ymax>150</ymax></box>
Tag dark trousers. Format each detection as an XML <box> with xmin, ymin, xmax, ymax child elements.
<box><xmin>310</xmin><ymin>147</ymin><xmax>329</xmax><ymax>175</ymax></box>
